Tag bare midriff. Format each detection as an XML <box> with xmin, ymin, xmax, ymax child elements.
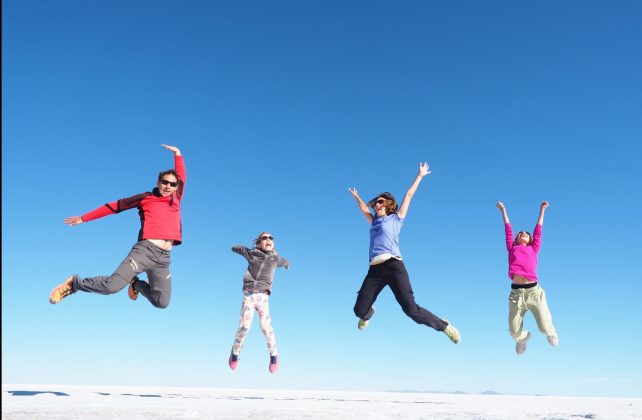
<box><xmin>147</xmin><ymin>239</ymin><xmax>173</xmax><ymax>251</ymax></box>
<box><xmin>511</xmin><ymin>274</ymin><xmax>536</xmax><ymax>285</ymax></box>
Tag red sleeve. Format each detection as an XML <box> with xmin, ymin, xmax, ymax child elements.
<box><xmin>175</xmin><ymin>155</ymin><xmax>186</xmax><ymax>199</ymax></box>
<box><xmin>81</xmin><ymin>193</ymin><xmax>149</xmax><ymax>222</ymax></box>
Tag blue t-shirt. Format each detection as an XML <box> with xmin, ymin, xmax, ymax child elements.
<box><xmin>369</xmin><ymin>213</ymin><xmax>404</xmax><ymax>260</ymax></box>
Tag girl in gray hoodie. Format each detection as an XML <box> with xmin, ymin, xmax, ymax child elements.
<box><xmin>228</xmin><ymin>232</ymin><xmax>290</xmax><ymax>373</ymax></box>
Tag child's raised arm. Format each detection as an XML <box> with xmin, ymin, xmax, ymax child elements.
<box><xmin>497</xmin><ymin>201</ymin><xmax>513</xmax><ymax>250</ymax></box>
<box><xmin>497</xmin><ymin>201</ymin><xmax>510</xmax><ymax>224</ymax></box>
<box><xmin>537</xmin><ymin>201</ymin><xmax>548</xmax><ymax>226</ymax></box>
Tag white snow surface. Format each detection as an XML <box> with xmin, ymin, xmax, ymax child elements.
<box><xmin>3</xmin><ymin>384</ymin><xmax>641</xmax><ymax>419</ymax></box>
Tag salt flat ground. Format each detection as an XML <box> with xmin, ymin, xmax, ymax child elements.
<box><xmin>3</xmin><ymin>384</ymin><xmax>641</xmax><ymax>419</ymax></box>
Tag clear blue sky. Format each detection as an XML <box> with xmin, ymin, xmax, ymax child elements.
<box><xmin>3</xmin><ymin>0</ymin><xmax>641</xmax><ymax>398</ymax></box>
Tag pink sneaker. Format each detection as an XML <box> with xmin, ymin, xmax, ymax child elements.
<box><xmin>547</xmin><ymin>335</ymin><xmax>559</xmax><ymax>347</ymax></box>
<box><xmin>269</xmin><ymin>355</ymin><xmax>279</xmax><ymax>373</ymax></box>
<box><xmin>228</xmin><ymin>353</ymin><xmax>239</xmax><ymax>370</ymax></box>
<box><xmin>516</xmin><ymin>332</ymin><xmax>531</xmax><ymax>355</ymax></box>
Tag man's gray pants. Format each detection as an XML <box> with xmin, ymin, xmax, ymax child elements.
<box><xmin>73</xmin><ymin>240</ymin><xmax>172</xmax><ymax>309</ymax></box>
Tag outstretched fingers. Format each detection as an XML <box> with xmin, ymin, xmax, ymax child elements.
<box><xmin>418</xmin><ymin>162</ymin><xmax>431</xmax><ymax>176</ymax></box>
<box><xmin>64</xmin><ymin>216</ymin><xmax>83</xmax><ymax>226</ymax></box>
<box><xmin>161</xmin><ymin>144</ymin><xmax>181</xmax><ymax>155</ymax></box>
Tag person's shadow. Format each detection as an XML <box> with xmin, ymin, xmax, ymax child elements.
<box><xmin>7</xmin><ymin>390</ymin><xmax>69</xmax><ymax>396</ymax></box>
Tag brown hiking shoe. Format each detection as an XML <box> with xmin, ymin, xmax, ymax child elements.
<box><xmin>49</xmin><ymin>276</ymin><xmax>75</xmax><ymax>304</ymax></box>
<box><xmin>128</xmin><ymin>278</ymin><xmax>139</xmax><ymax>301</ymax></box>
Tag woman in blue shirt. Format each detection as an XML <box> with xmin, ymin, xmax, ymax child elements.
<box><xmin>348</xmin><ymin>162</ymin><xmax>460</xmax><ymax>344</ymax></box>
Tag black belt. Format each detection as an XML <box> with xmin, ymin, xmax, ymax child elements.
<box><xmin>511</xmin><ymin>283</ymin><xmax>537</xmax><ymax>290</ymax></box>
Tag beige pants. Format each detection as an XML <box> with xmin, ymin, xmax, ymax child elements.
<box><xmin>508</xmin><ymin>285</ymin><xmax>556</xmax><ymax>341</ymax></box>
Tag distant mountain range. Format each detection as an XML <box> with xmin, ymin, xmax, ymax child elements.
<box><xmin>390</xmin><ymin>389</ymin><xmax>550</xmax><ymax>397</ymax></box>
<box><xmin>391</xmin><ymin>390</ymin><xmax>503</xmax><ymax>395</ymax></box>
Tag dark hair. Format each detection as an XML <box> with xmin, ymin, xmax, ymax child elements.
<box><xmin>367</xmin><ymin>192</ymin><xmax>398</xmax><ymax>215</ymax></box>
<box><xmin>158</xmin><ymin>169</ymin><xmax>179</xmax><ymax>183</ymax></box>
<box><xmin>513</xmin><ymin>231</ymin><xmax>533</xmax><ymax>246</ymax></box>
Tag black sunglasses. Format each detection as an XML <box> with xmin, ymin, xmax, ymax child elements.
<box><xmin>373</xmin><ymin>199</ymin><xmax>386</xmax><ymax>205</ymax></box>
<box><xmin>260</xmin><ymin>236</ymin><xmax>274</xmax><ymax>241</ymax></box>
<box><xmin>160</xmin><ymin>179</ymin><xmax>178</xmax><ymax>187</ymax></box>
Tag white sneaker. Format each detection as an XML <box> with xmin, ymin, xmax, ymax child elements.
<box><xmin>357</xmin><ymin>319</ymin><xmax>369</xmax><ymax>330</ymax></box>
<box><xmin>516</xmin><ymin>332</ymin><xmax>531</xmax><ymax>355</ymax></box>
<box><xmin>443</xmin><ymin>324</ymin><xmax>461</xmax><ymax>344</ymax></box>
<box><xmin>547</xmin><ymin>335</ymin><xmax>559</xmax><ymax>347</ymax></box>
<box><xmin>358</xmin><ymin>306</ymin><xmax>375</xmax><ymax>330</ymax></box>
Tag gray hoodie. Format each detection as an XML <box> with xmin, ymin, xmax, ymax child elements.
<box><xmin>232</xmin><ymin>245</ymin><xmax>290</xmax><ymax>294</ymax></box>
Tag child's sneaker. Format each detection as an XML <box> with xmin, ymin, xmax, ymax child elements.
<box><xmin>516</xmin><ymin>332</ymin><xmax>531</xmax><ymax>355</ymax></box>
<box><xmin>128</xmin><ymin>277</ymin><xmax>139</xmax><ymax>301</ymax></box>
<box><xmin>49</xmin><ymin>276</ymin><xmax>75</xmax><ymax>304</ymax></box>
<box><xmin>228</xmin><ymin>353</ymin><xmax>239</xmax><ymax>370</ymax></box>
<box><xmin>269</xmin><ymin>355</ymin><xmax>279</xmax><ymax>373</ymax></box>
<box><xmin>443</xmin><ymin>323</ymin><xmax>461</xmax><ymax>344</ymax></box>
<box><xmin>547</xmin><ymin>334</ymin><xmax>559</xmax><ymax>347</ymax></box>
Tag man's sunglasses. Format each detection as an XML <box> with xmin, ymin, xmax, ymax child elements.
<box><xmin>160</xmin><ymin>179</ymin><xmax>178</xmax><ymax>187</ymax></box>
<box><xmin>260</xmin><ymin>236</ymin><xmax>274</xmax><ymax>241</ymax></box>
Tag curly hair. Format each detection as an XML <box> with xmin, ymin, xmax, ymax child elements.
<box><xmin>367</xmin><ymin>192</ymin><xmax>398</xmax><ymax>215</ymax></box>
<box><xmin>381</xmin><ymin>199</ymin><xmax>398</xmax><ymax>215</ymax></box>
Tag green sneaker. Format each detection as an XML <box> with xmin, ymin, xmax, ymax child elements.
<box><xmin>443</xmin><ymin>324</ymin><xmax>461</xmax><ymax>344</ymax></box>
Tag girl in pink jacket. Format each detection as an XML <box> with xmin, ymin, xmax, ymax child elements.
<box><xmin>497</xmin><ymin>200</ymin><xmax>558</xmax><ymax>355</ymax></box>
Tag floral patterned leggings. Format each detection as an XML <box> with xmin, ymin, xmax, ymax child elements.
<box><xmin>231</xmin><ymin>292</ymin><xmax>277</xmax><ymax>357</ymax></box>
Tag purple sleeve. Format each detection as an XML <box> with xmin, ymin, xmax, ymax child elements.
<box><xmin>504</xmin><ymin>223</ymin><xmax>514</xmax><ymax>250</ymax></box>
<box><xmin>531</xmin><ymin>224</ymin><xmax>543</xmax><ymax>252</ymax></box>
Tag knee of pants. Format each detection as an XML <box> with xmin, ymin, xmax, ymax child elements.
<box><xmin>509</xmin><ymin>328</ymin><xmax>522</xmax><ymax>340</ymax></box>
<box><xmin>150</xmin><ymin>292</ymin><xmax>171</xmax><ymax>309</ymax></box>
<box><xmin>402</xmin><ymin>307</ymin><xmax>423</xmax><ymax>323</ymax></box>
<box><xmin>353</xmin><ymin>304</ymin><xmax>368</xmax><ymax>319</ymax></box>
<box><xmin>104</xmin><ymin>273</ymin><xmax>132</xmax><ymax>294</ymax></box>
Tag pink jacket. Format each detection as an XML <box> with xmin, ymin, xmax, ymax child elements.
<box><xmin>504</xmin><ymin>223</ymin><xmax>542</xmax><ymax>282</ymax></box>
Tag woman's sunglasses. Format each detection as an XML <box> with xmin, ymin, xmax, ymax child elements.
<box><xmin>373</xmin><ymin>199</ymin><xmax>386</xmax><ymax>205</ymax></box>
<box><xmin>160</xmin><ymin>179</ymin><xmax>178</xmax><ymax>187</ymax></box>
<box><xmin>260</xmin><ymin>236</ymin><xmax>274</xmax><ymax>241</ymax></box>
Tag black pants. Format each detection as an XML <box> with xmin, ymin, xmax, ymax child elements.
<box><xmin>353</xmin><ymin>258</ymin><xmax>447</xmax><ymax>331</ymax></box>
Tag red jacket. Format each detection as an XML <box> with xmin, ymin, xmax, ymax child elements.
<box><xmin>81</xmin><ymin>155</ymin><xmax>186</xmax><ymax>245</ymax></box>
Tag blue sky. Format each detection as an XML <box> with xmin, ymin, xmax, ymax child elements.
<box><xmin>3</xmin><ymin>1</ymin><xmax>641</xmax><ymax>398</ymax></box>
